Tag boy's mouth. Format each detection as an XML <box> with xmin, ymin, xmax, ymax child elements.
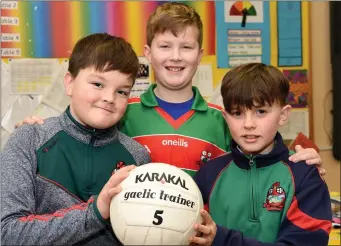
<box><xmin>242</xmin><ymin>135</ymin><xmax>260</xmax><ymax>140</ymax></box>
<box><xmin>165</xmin><ymin>66</ymin><xmax>184</xmax><ymax>72</ymax></box>
<box><xmin>96</xmin><ymin>106</ymin><xmax>113</xmax><ymax>113</ymax></box>
<box><xmin>243</xmin><ymin>135</ymin><xmax>259</xmax><ymax>138</ymax></box>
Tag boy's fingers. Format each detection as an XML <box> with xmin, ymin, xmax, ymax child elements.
<box><xmin>189</xmin><ymin>236</ymin><xmax>207</xmax><ymax>245</ymax></box>
<box><xmin>22</xmin><ymin>117</ymin><xmax>33</xmax><ymax>124</ymax></box>
<box><xmin>120</xmin><ymin>164</ymin><xmax>136</xmax><ymax>172</ymax></box>
<box><xmin>201</xmin><ymin>209</ymin><xmax>213</xmax><ymax>224</ymax></box>
<box><xmin>27</xmin><ymin>118</ymin><xmax>37</xmax><ymax>124</ymax></box>
<box><xmin>305</xmin><ymin>158</ymin><xmax>323</xmax><ymax>166</ymax></box>
<box><xmin>31</xmin><ymin>116</ymin><xmax>40</xmax><ymax>121</ymax></box>
<box><xmin>106</xmin><ymin>165</ymin><xmax>135</xmax><ymax>188</ymax></box>
<box><xmin>15</xmin><ymin>121</ymin><xmax>23</xmax><ymax>128</ymax></box>
<box><xmin>319</xmin><ymin>167</ymin><xmax>326</xmax><ymax>175</ymax></box>
<box><xmin>194</xmin><ymin>224</ymin><xmax>211</xmax><ymax>235</ymax></box>
<box><xmin>294</xmin><ymin>145</ymin><xmax>303</xmax><ymax>152</ymax></box>
<box><xmin>289</xmin><ymin>152</ymin><xmax>320</xmax><ymax>164</ymax></box>
<box><xmin>107</xmin><ymin>186</ymin><xmax>122</xmax><ymax>198</ymax></box>
<box><xmin>106</xmin><ymin>172</ymin><xmax>129</xmax><ymax>188</ymax></box>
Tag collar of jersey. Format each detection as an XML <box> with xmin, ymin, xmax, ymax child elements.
<box><xmin>230</xmin><ymin>132</ymin><xmax>289</xmax><ymax>169</ymax></box>
<box><xmin>140</xmin><ymin>84</ymin><xmax>208</xmax><ymax>111</ymax></box>
<box><xmin>66</xmin><ymin>106</ymin><xmax>117</xmax><ymax>138</ymax></box>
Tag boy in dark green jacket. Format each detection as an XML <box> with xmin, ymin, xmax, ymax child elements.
<box><xmin>1</xmin><ymin>33</ymin><xmax>150</xmax><ymax>245</ymax></box>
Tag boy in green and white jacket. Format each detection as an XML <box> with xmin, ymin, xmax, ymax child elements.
<box><xmin>1</xmin><ymin>33</ymin><xmax>150</xmax><ymax>245</ymax></box>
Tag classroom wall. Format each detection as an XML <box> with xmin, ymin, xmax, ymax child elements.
<box><xmin>310</xmin><ymin>2</ymin><xmax>340</xmax><ymax>192</ymax></box>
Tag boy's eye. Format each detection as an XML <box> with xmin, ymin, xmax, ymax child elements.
<box><xmin>256</xmin><ymin>109</ymin><xmax>267</xmax><ymax>115</ymax></box>
<box><xmin>92</xmin><ymin>82</ymin><xmax>104</xmax><ymax>88</ymax></box>
<box><xmin>160</xmin><ymin>45</ymin><xmax>170</xmax><ymax>48</ymax></box>
<box><xmin>117</xmin><ymin>90</ymin><xmax>130</xmax><ymax>96</ymax></box>
<box><xmin>231</xmin><ymin>111</ymin><xmax>242</xmax><ymax>116</ymax></box>
<box><xmin>182</xmin><ymin>46</ymin><xmax>192</xmax><ymax>49</ymax></box>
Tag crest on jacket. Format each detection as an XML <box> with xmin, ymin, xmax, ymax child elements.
<box><xmin>196</xmin><ymin>150</ymin><xmax>212</xmax><ymax>167</ymax></box>
<box><xmin>112</xmin><ymin>161</ymin><xmax>126</xmax><ymax>174</ymax></box>
<box><xmin>263</xmin><ymin>182</ymin><xmax>286</xmax><ymax>211</ymax></box>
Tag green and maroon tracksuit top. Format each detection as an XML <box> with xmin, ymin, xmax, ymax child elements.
<box><xmin>194</xmin><ymin>133</ymin><xmax>332</xmax><ymax>245</ymax></box>
<box><xmin>120</xmin><ymin>84</ymin><xmax>232</xmax><ymax>177</ymax></box>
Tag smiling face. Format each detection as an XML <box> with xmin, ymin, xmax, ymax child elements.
<box><xmin>222</xmin><ymin>103</ymin><xmax>291</xmax><ymax>155</ymax></box>
<box><xmin>64</xmin><ymin>67</ymin><xmax>133</xmax><ymax>129</ymax></box>
<box><xmin>220</xmin><ymin>63</ymin><xmax>291</xmax><ymax>155</ymax></box>
<box><xmin>144</xmin><ymin>25</ymin><xmax>203</xmax><ymax>92</ymax></box>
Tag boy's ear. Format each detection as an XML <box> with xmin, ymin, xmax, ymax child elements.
<box><xmin>64</xmin><ymin>72</ymin><xmax>74</xmax><ymax>97</ymax></box>
<box><xmin>198</xmin><ymin>48</ymin><xmax>204</xmax><ymax>65</ymax></box>
<box><xmin>144</xmin><ymin>45</ymin><xmax>152</xmax><ymax>63</ymax></box>
<box><xmin>278</xmin><ymin>104</ymin><xmax>291</xmax><ymax>126</ymax></box>
<box><xmin>221</xmin><ymin>109</ymin><xmax>228</xmax><ymax>122</ymax></box>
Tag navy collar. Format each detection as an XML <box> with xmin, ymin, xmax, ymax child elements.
<box><xmin>230</xmin><ymin>132</ymin><xmax>289</xmax><ymax>169</ymax></box>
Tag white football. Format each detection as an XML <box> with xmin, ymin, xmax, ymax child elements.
<box><xmin>110</xmin><ymin>163</ymin><xmax>203</xmax><ymax>245</ymax></box>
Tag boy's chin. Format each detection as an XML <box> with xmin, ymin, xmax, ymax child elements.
<box><xmin>86</xmin><ymin>120</ymin><xmax>119</xmax><ymax>130</ymax></box>
<box><xmin>237</xmin><ymin>145</ymin><xmax>264</xmax><ymax>156</ymax></box>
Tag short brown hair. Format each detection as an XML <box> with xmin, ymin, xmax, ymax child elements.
<box><xmin>146</xmin><ymin>2</ymin><xmax>203</xmax><ymax>48</ymax></box>
<box><xmin>68</xmin><ymin>33</ymin><xmax>139</xmax><ymax>81</ymax></box>
<box><xmin>221</xmin><ymin>63</ymin><xmax>290</xmax><ymax>113</ymax></box>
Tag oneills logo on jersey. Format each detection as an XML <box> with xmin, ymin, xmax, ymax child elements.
<box><xmin>162</xmin><ymin>138</ymin><xmax>188</xmax><ymax>147</ymax></box>
<box><xmin>135</xmin><ymin>172</ymin><xmax>189</xmax><ymax>190</ymax></box>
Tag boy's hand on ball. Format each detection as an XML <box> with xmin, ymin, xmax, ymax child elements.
<box><xmin>97</xmin><ymin>165</ymin><xmax>135</xmax><ymax>220</ymax></box>
<box><xmin>189</xmin><ymin>209</ymin><xmax>216</xmax><ymax>245</ymax></box>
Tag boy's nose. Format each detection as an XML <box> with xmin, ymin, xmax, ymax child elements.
<box><xmin>102</xmin><ymin>98</ymin><xmax>114</xmax><ymax>104</ymax></box>
<box><xmin>244</xmin><ymin>116</ymin><xmax>256</xmax><ymax>129</ymax></box>
<box><xmin>102</xmin><ymin>92</ymin><xmax>115</xmax><ymax>104</ymax></box>
<box><xmin>170</xmin><ymin>48</ymin><xmax>182</xmax><ymax>61</ymax></box>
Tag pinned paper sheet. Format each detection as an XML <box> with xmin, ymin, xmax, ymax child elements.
<box><xmin>131</xmin><ymin>57</ymin><xmax>151</xmax><ymax>97</ymax></box>
<box><xmin>42</xmin><ymin>61</ymin><xmax>70</xmax><ymax>112</ymax></box>
<box><xmin>192</xmin><ymin>64</ymin><xmax>214</xmax><ymax>97</ymax></box>
<box><xmin>1</xmin><ymin>128</ymin><xmax>11</xmax><ymax>151</ymax></box>
<box><xmin>130</xmin><ymin>81</ymin><xmax>150</xmax><ymax>98</ymax></box>
<box><xmin>210</xmin><ymin>82</ymin><xmax>224</xmax><ymax>108</ymax></box>
<box><xmin>9</xmin><ymin>59</ymin><xmax>59</xmax><ymax>94</ymax></box>
<box><xmin>33</xmin><ymin>103</ymin><xmax>61</xmax><ymax>119</ymax></box>
<box><xmin>1</xmin><ymin>95</ymin><xmax>42</xmax><ymax>133</ymax></box>
<box><xmin>279</xmin><ymin>109</ymin><xmax>309</xmax><ymax>140</ymax></box>
<box><xmin>1</xmin><ymin>60</ymin><xmax>19</xmax><ymax>118</ymax></box>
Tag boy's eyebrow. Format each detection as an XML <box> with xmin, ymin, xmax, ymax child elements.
<box><xmin>156</xmin><ymin>40</ymin><xmax>196</xmax><ymax>45</ymax></box>
<box><xmin>88</xmin><ymin>74</ymin><xmax>107</xmax><ymax>81</ymax></box>
<box><xmin>254</xmin><ymin>104</ymin><xmax>270</xmax><ymax>108</ymax></box>
<box><xmin>156</xmin><ymin>40</ymin><xmax>171</xmax><ymax>44</ymax></box>
<box><xmin>121</xmin><ymin>85</ymin><xmax>133</xmax><ymax>89</ymax></box>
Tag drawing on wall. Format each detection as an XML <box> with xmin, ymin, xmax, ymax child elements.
<box><xmin>225</xmin><ymin>1</ymin><xmax>264</xmax><ymax>25</ymax></box>
<box><xmin>283</xmin><ymin>70</ymin><xmax>309</xmax><ymax>108</ymax></box>
<box><xmin>131</xmin><ymin>57</ymin><xmax>150</xmax><ymax>98</ymax></box>
<box><xmin>216</xmin><ymin>1</ymin><xmax>269</xmax><ymax>68</ymax></box>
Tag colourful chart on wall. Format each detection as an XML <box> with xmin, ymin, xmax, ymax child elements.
<box><xmin>0</xmin><ymin>1</ymin><xmax>215</xmax><ymax>58</ymax></box>
<box><xmin>215</xmin><ymin>1</ymin><xmax>270</xmax><ymax>68</ymax></box>
<box><xmin>229</xmin><ymin>1</ymin><xmax>257</xmax><ymax>27</ymax></box>
<box><xmin>277</xmin><ymin>2</ymin><xmax>303</xmax><ymax>67</ymax></box>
